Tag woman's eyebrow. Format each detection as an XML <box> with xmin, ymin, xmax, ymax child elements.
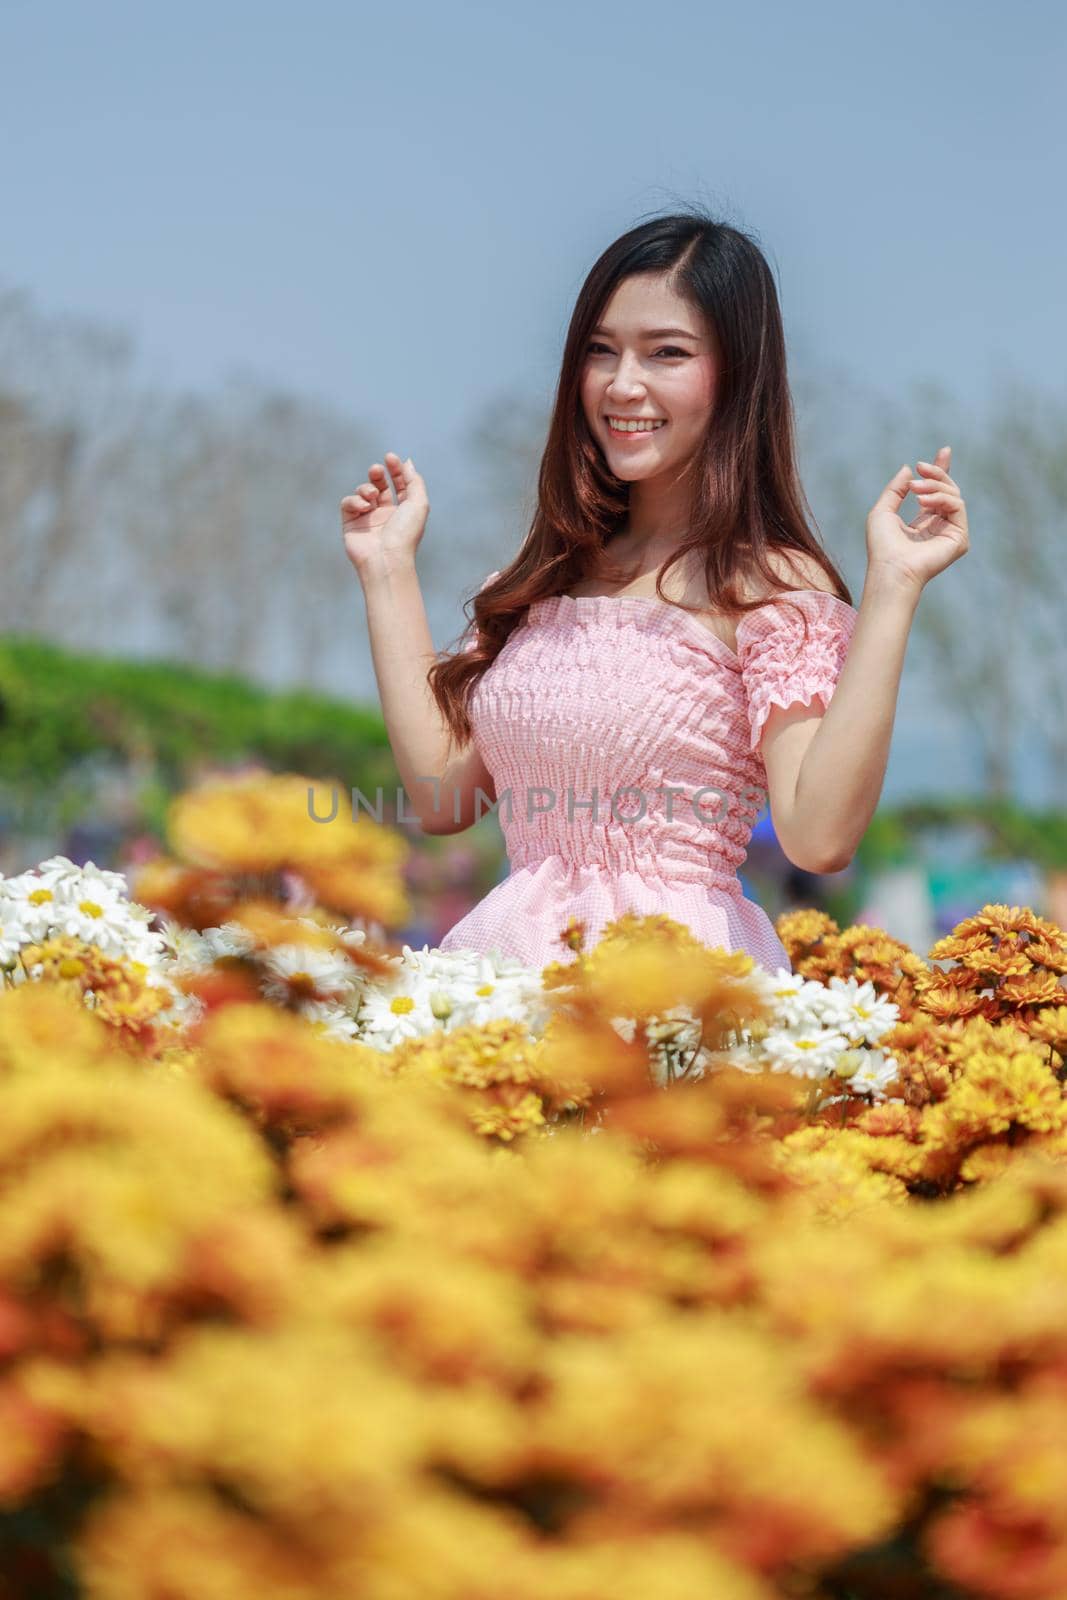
<box><xmin>592</xmin><ymin>324</ymin><xmax>701</xmax><ymax>340</ymax></box>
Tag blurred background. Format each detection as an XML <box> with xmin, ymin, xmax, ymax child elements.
<box><xmin>0</xmin><ymin>0</ymin><xmax>1063</xmax><ymax>956</ymax></box>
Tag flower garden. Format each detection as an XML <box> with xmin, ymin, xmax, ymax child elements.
<box><xmin>2</xmin><ymin>769</ymin><xmax>1067</xmax><ymax>1598</ymax></box>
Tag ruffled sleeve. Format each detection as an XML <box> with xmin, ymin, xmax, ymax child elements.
<box><xmin>736</xmin><ymin>589</ymin><xmax>858</xmax><ymax>754</ymax></box>
<box><xmin>459</xmin><ymin>569</ymin><xmax>502</xmax><ymax>654</ymax></box>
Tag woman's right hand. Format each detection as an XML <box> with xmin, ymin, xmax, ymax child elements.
<box><xmin>341</xmin><ymin>452</ymin><xmax>429</xmax><ymax>577</ymax></box>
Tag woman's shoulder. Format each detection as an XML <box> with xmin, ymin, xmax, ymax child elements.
<box><xmin>741</xmin><ymin>548</ymin><xmax>840</xmax><ymax>604</ymax></box>
<box><xmin>735</xmin><ymin>549</ymin><xmax>858</xmax><ymax>685</ymax></box>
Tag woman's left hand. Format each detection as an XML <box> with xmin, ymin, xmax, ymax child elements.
<box><xmin>866</xmin><ymin>445</ymin><xmax>970</xmax><ymax>591</ymax></box>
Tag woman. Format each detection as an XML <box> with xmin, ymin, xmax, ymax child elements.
<box><xmin>341</xmin><ymin>210</ymin><xmax>969</xmax><ymax>974</ymax></box>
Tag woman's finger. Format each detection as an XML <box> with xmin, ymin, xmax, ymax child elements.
<box><xmin>384</xmin><ymin>451</ymin><xmax>409</xmax><ymax>493</ymax></box>
<box><xmin>916</xmin><ymin>459</ymin><xmax>959</xmax><ymax>492</ymax></box>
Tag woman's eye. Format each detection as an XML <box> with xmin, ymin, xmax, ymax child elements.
<box><xmin>585</xmin><ymin>342</ymin><xmax>689</xmax><ymax>358</ymax></box>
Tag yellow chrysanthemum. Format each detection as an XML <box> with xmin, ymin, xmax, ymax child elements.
<box><xmin>15</xmin><ymin>935</ymin><xmax>172</xmax><ymax>1041</ymax></box>
<box><xmin>166</xmin><ymin>771</ymin><xmax>410</xmax><ymax>878</ymax></box>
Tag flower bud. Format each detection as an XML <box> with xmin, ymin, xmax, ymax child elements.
<box><xmin>834</xmin><ymin>1049</ymin><xmax>864</xmax><ymax>1079</ymax></box>
<box><xmin>429</xmin><ymin>989</ymin><xmax>454</xmax><ymax>1021</ymax></box>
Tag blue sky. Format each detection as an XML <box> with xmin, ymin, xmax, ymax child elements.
<box><xmin>2</xmin><ymin>0</ymin><xmax>1064</xmax><ymax>801</ymax></box>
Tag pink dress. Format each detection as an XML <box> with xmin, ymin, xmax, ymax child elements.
<box><xmin>437</xmin><ymin>576</ymin><xmax>859</xmax><ymax>975</ymax></box>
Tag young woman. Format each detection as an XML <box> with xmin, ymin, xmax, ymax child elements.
<box><xmin>342</xmin><ymin>211</ymin><xmax>969</xmax><ymax>974</ymax></box>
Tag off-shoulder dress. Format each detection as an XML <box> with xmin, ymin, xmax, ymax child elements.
<box><xmin>436</xmin><ymin>573</ymin><xmax>858</xmax><ymax>975</ymax></box>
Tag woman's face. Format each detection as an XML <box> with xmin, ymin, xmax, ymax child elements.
<box><xmin>580</xmin><ymin>272</ymin><xmax>718</xmax><ymax>483</ymax></box>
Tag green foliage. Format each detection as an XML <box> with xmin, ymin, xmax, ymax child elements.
<box><xmin>853</xmin><ymin>812</ymin><xmax>914</xmax><ymax>872</ymax></box>
<box><xmin>856</xmin><ymin>796</ymin><xmax>1067</xmax><ymax>873</ymax></box>
<box><xmin>0</xmin><ymin>633</ymin><xmax>400</xmax><ymax>837</ymax></box>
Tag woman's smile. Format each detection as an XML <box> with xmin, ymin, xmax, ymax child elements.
<box><xmin>606</xmin><ymin>416</ymin><xmax>669</xmax><ymax>441</ymax></box>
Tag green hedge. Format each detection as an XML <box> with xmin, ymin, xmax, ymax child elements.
<box><xmin>0</xmin><ymin>634</ymin><xmax>401</xmax><ymax>838</ymax></box>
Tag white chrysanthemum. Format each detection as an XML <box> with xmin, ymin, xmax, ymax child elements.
<box><xmin>33</xmin><ymin>855</ymin><xmax>130</xmax><ymax>894</ymax></box>
<box><xmin>744</xmin><ymin>965</ymin><xmax>792</xmax><ymax>1011</ymax></box>
<box><xmin>447</xmin><ymin>985</ymin><xmax>512</xmax><ymax>1027</ymax></box>
<box><xmin>388</xmin><ymin>943</ymin><xmax>551</xmax><ymax>1034</ymax></box>
<box><xmin>118</xmin><ymin>923</ymin><xmax>171</xmax><ymax>978</ymax></box>
<box><xmin>454</xmin><ymin>974</ymin><xmax>549</xmax><ymax>1031</ymax></box>
<box><xmin>154</xmin><ymin>987</ymin><xmax>207</xmax><ymax>1031</ymax></box>
<box><xmin>844</xmin><ymin>1048</ymin><xmax>900</xmax><ymax>1100</ymax></box>
<box><xmin>761</xmin><ymin>1024</ymin><xmax>851</xmax><ymax>1080</ymax></box>
<box><xmin>200</xmin><ymin>922</ymin><xmax>259</xmax><ymax>960</ymax></box>
<box><xmin>399</xmin><ymin>942</ymin><xmax>471</xmax><ymax>976</ymax></box>
<box><xmin>157</xmin><ymin>919</ymin><xmax>214</xmax><ymax>970</ymax></box>
<box><xmin>351</xmin><ymin>942</ymin><xmax>553</xmax><ymax>1048</ymax></box>
<box><xmin>705</xmin><ymin>1040</ymin><xmax>766</xmax><ymax>1076</ymax></box>
<box><xmin>48</xmin><ymin>891</ymin><xmax>145</xmax><ymax>957</ymax></box>
<box><xmin>823</xmin><ymin>976</ymin><xmax>900</xmax><ymax>1045</ymax></box>
<box><xmin>357</xmin><ymin>968</ymin><xmax>441</xmax><ymax>1049</ymax></box>
<box><xmin>260</xmin><ymin>943</ymin><xmax>362</xmax><ymax>1004</ymax></box>
<box><xmin>759</xmin><ymin>971</ymin><xmax>815</xmax><ymax>1028</ymax></box>
<box><xmin>1</xmin><ymin>876</ymin><xmax>62</xmax><ymax>943</ymax></box>
<box><xmin>403</xmin><ymin>942</ymin><xmax>534</xmax><ymax>982</ymax></box>
<box><xmin>0</xmin><ymin>917</ymin><xmax>24</xmax><ymax>966</ymax></box>
<box><xmin>803</xmin><ymin>989</ymin><xmax>854</xmax><ymax>1033</ymax></box>
<box><xmin>0</xmin><ymin>860</ymin><xmax>163</xmax><ymax>965</ymax></box>
<box><xmin>399</xmin><ymin>943</ymin><xmax>523</xmax><ymax>983</ymax></box>
<box><xmin>298</xmin><ymin>999</ymin><xmax>363</xmax><ymax>1041</ymax></box>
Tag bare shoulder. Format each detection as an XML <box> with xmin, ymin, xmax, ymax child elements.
<box><xmin>743</xmin><ymin>547</ymin><xmax>839</xmax><ymax>602</ymax></box>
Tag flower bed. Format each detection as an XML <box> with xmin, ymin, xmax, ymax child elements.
<box><xmin>1</xmin><ymin>771</ymin><xmax>1066</xmax><ymax>1597</ymax></box>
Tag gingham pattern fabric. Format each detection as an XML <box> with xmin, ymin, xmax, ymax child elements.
<box><xmin>439</xmin><ymin>581</ymin><xmax>858</xmax><ymax>975</ymax></box>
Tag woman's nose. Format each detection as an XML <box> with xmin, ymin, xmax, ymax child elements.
<box><xmin>607</xmin><ymin>355</ymin><xmax>645</xmax><ymax>395</ymax></box>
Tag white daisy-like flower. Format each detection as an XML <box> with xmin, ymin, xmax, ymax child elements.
<box><xmin>1</xmin><ymin>877</ymin><xmax>61</xmax><ymax>942</ymax></box>
<box><xmin>259</xmin><ymin>943</ymin><xmax>363</xmax><ymax>1004</ymax></box>
<box><xmin>154</xmin><ymin>988</ymin><xmax>207</xmax><ymax>1031</ymax></box>
<box><xmin>761</xmin><ymin>1024</ymin><xmax>852</xmax><ymax>1080</ymax></box>
<box><xmin>823</xmin><ymin>976</ymin><xmax>900</xmax><ymax>1045</ymax></box>
<box><xmin>743</xmin><ymin>965</ymin><xmax>793</xmax><ymax>1011</ymax></box>
<box><xmin>357</xmin><ymin>968</ymin><xmax>441</xmax><ymax>1049</ymax></box>
<box><xmin>803</xmin><ymin>989</ymin><xmax>854</xmax><ymax>1033</ymax></box>
<box><xmin>0</xmin><ymin>860</ymin><xmax>163</xmax><ymax>967</ymax></box>
<box><xmin>705</xmin><ymin>1040</ymin><xmax>767</xmax><ymax>1076</ymax></box>
<box><xmin>399</xmin><ymin>942</ymin><xmax>460</xmax><ymax>972</ymax></box>
<box><xmin>34</xmin><ymin>855</ymin><xmax>129</xmax><ymax>894</ymax></box>
<box><xmin>409</xmin><ymin>942</ymin><xmax>531</xmax><ymax>983</ymax></box>
<box><xmin>386</xmin><ymin>944</ymin><xmax>551</xmax><ymax>1035</ymax></box>
<box><xmin>452</xmin><ymin>976</ymin><xmax>546</xmax><ymax>1031</ymax></box>
<box><xmin>342</xmin><ymin>915</ymin><xmax>386</xmax><ymax>944</ymax></box>
<box><xmin>200</xmin><ymin>923</ymin><xmax>258</xmax><ymax>960</ymax></box>
<box><xmin>157</xmin><ymin>919</ymin><xmax>214</xmax><ymax>971</ymax></box>
<box><xmin>758</xmin><ymin>970</ymin><xmax>815</xmax><ymax>1029</ymax></box>
<box><xmin>47</xmin><ymin>888</ymin><xmax>142</xmax><ymax>958</ymax></box>
<box><xmin>112</xmin><ymin>920</ymin><xmax>166</xmax><ymax>965</ymax></box>
<box><xmin>844</xmin><ymin>1048</ymin><xmax>900</xmax><ymax>1100</ymax></box>
<box><xmin>298</xmin><ymin>998</ymin><xmax>363</xmax><ymax>1042</ymax></box>
<box><xmin>0</xmin><ymin>917</ymin><xmax>24</xmax><ymax>967</ymax></box>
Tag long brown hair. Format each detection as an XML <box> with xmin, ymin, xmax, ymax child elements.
<box><xmin>429</xmin><ymin>206</ymin><xmax>852</xmax><ymax>747</ymax></box>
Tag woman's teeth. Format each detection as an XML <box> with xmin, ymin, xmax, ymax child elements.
<box><xmin>607</xmin><ymin>419</ymin><xmax>667</xmax><ymax>435</ymax></box>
